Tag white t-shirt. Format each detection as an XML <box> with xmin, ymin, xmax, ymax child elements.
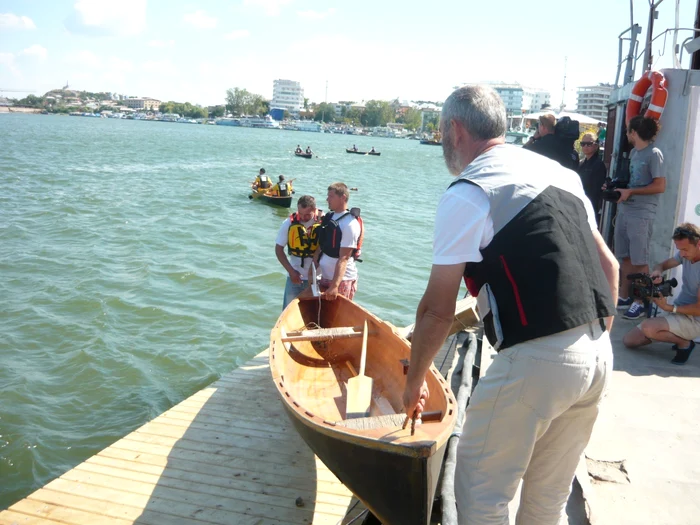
<box><xmin>433</xmin><ymin>146</ymin><xmax>598</xmax><ymax>265</ymax></box>
<box><xmin>319</xmin><ymin>211</ymin><xmax>361</xmax><ymax>282</ymax></box>
<box><xmin>276</xmin><ymin>216</ymin><xmax>318</xmax><ymax>279</ymax></box>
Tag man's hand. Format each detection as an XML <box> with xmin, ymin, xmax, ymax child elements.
<box><xmin>289</xmin><ymin>270</ymin><xmax>303</xmax><ymax>285</ymax></box>
<box><xmin>652</xmin><ymin>296</ymin><xmax>671</xmax><ymax>311</ymax></box>
<box><xmin>323</xmin><ymin>285</ymin><xmax>339</xmax><ymax>301</ymax></box>
<box><xmin>402</xmin><ymin>377</ymin><xmax>429</xmax><ymax>422</ymax></box>
<box><xmin>617</xmin><ymin>188</ymin><xmax>633</xmax><ymax>202</ymax></box>
<box><xmin>650</xmin><ymin>269</ymin><xmax>663</xmax><ymax>284</ymax></box>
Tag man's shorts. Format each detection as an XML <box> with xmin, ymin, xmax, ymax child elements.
<box><xmin>665</xmin><ymin>313</ymin><xmax>700</xmax><ymax>341</ymax></box>
<box><xmin>614</xmin><ymin>213</ymin><xmax>652</xmax><ymax>266</ymax></box>
<box><xmin>319</xmin><ymin>278</ymin><xmax>357</xmax><ymax>300</ymax></box>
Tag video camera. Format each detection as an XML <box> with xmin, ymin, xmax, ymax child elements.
<box><xmin>627</xmin><ymin>273</ymin><xmax>678</xmax><ymax>303</ymax></box>
<box><xmin>602</xmin><ymin>177</ymin><xmax>628</xmax><ymax>202</ymax></box>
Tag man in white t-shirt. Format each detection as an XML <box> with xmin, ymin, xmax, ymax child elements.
<box><xmin>401</xmin><ymin>85</ymin><xmax>619</xmax><ymax>525</ymax></box>
<box><xmin>275</xmin><ymin>195</ymin><xmax>322</xmax><ymax>308</ymax></box>
<box><xmin>311</xmin><ymin>182</ymin><xmax>361</xmax><ymax>301</ymax></box>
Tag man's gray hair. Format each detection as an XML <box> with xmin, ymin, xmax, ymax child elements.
<box><xmin>441</xmin><ymin>85</ymin><xmax>507</xmax><ymax>140</ymax></box>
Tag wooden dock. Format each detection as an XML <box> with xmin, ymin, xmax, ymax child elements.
<box><xmin>1</xmin><ymin>299</ymin><xmax>478</xmax><ymax>525</ymax></box>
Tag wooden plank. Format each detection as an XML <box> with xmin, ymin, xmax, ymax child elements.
<box><xmin>282</xmin><ymin>326</ymin><xmax>365</xmax><ymax>342</ymax></box>
<box><xmin>8</xmin><ymin>498</ymin><xmax>136</xmax><ymax>525</ymax></box>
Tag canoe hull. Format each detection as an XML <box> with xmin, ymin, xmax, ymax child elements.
<box><xmin>284</xmin><ymin>402</ymin><xmax>447</xmax><ymax>525</ymax></box>
<box><xmin>250</xmin><ymin>191</ymin><xmax>292</xmax><ymax>208</ymax></box>
<box><xmin>270</xmin><ymin>295</ymin><xmax>457</xmax><ymax>525</ymax></box>
<box><xmin>295</xmin><ymin>152</ymin><xmax>313</xmax><ymax>158</ymax></box>
<box><xmin>345</xmin><ymin>149</ymin><xmax>381</xmax><ymax>156</ymax></box>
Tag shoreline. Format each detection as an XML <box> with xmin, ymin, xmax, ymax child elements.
<box><xmin>0</xmin><ymin>107</ymin><xmax>43</xmax><ymax>114</ymax></box>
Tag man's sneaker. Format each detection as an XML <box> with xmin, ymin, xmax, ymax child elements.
<box><xmin>617</xmin><ymin>297</ymin><xmax>633</xmax><ymax>309</ymax></box>
<box><xmin>671</xmin><ymin>341</ymin><xmax>696</xmax><ymax>365</ymax></box>
<box><xmin>623</xmin><ymin>302</ymin><xmax>644</xmax><ymax>320</ymax></box>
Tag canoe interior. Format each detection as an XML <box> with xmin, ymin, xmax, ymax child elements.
<box><xmin>273</xmin><ymin>296</ymin><xmax>451</xmax><ymax>427</ymax></box>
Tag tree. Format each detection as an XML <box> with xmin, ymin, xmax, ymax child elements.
<box><xmin>209</xmin><ymin>105</ymin><xmax>225</xmax><ymax>118</ymax></box>
<box><xmin>361</xmin><ymin>100</ymin><xmax>394</xmax><ymax>127</ymax></box>
<box><xmin>303</xmin><ymin>97</ymin><xmax>309</xmax><ymax>110</ymax></box>
<box><xmin>314</xmin><ymin>102</ymin><xmax>335</xmax><ymax>123</ymax></box>
<box><xmin>400</xmin><ymin>108</ymin><xmax>422</xmax><ymax>131</ymax></box>
<box><xmin>225</xmin><ymin>87</ymin><xmax>268</xmax><ymax>116</ymax></box>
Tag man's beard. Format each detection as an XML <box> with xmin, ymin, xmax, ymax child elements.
<box><xmin>442</xmin><ymin>134</ymin><xmax>462</xmax><ymax>176</ymax></box>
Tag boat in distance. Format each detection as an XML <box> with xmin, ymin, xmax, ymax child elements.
<box><xmin>269</xmin><ymin>293</ymin><xmax>457</xmax><ymax>525</ymax></box>
<box><xmin>294</xmin><ymin>151</ymin><xmax>313</xmax><ymax>159</ymax></box>
<box><xmin>248</xmin><ymin>185</ymin><xmax>292</xmax><ymax>208</ymax></box>
<box><xmin>345</xmin><ymin>149</ymin><xmax>381</xmax><ymax>156</ymax></box>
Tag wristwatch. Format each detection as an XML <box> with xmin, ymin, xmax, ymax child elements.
<box><xmin>673</xmin><ymin>305</ymin><xmax>678</xmax><ymax>314</ymax></box>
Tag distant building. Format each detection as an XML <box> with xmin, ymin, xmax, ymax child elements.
<box><xmin>460</xmin><ymin>82</ymin><xmax>550</xmax><ymax>116</ymax></box>
<box><xmin>123</xmin><ymin>97</ymin><xmax>161</xmax><ymax>111</ymax></box>
<box><xmin>576</xmin><ymin>84</ymin><xmax>613</xmax><ymax>122</ymax></box>
<box><xmin>271</xmin><ymin>79</ymin><xmax>304</xmax><ymax>116</ymax></box>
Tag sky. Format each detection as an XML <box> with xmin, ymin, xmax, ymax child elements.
<box><xmin>0</xmin><ymin>0</ymin><xmax>698</xmax><ymax>109</ymax></box>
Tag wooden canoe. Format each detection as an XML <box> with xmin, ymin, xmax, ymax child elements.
<box><xmin>295</xmin><ymin>151</ymin><xmax>313</xmax><ymax>158</ymax></box>
<box><xmin>345</xmin><ymin>149</ymin><xmax>381</xmax><ymax>156</ymax></box>
<box><xmin>249</xmin><ymin>185</ymin><xmax>292</xmax><ymax>208</ymax></box>
<box><xmin>269</xmin><ymin>294</ymin><xmax>457</xmax><ymax>525</ymax></box>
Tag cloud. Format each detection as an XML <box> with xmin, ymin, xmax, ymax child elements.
<box><xmin>66</xmin><ymin>50</ymin><xmax>102</xmax><ymax>69</ymax></box>
<box><xmin>141</xmin><ymin>60</ymin><xmax>176</xmax><ymax>75</ymax></box>
<box><xmin>244</xmin><ymin>0</ymin><xmax>291</xmax><ymax>16</ymax></box>
<box><xmin>0</xmin><ymin>13</ymin><xmax>36</xmax><ymax>29</ymax></box>
<box><xmin>223</xmin><ymin>30</ymin><xmax>250</xmax><ymax>40</ymax></box>
<box><xmin>20</xmin><ymin>45</ymin><xmax>48</xmax><ymax>60</ymax></box>
<box><xmin>297</xmin><ymin>8</ymin><xmax>335</xmax><ymax>20</ymax></box>
<box><xmin>64</xmin><ymin>0</ymin><xmax>146</xmax><ymax>37</ymax></box>
<box><xmin>183</xmin><ymin>10</ymin><xmax>217</xmax><ymax>29</ymax></box>
<box><xmin>148</xmin><ymin>39</ymin><xmax>175</xmax><ymax>48</ymax></box>
<box><xmin>0</xmin><ymin>52</ymin><xmax>20</xmax><ymax>76</ymax></box>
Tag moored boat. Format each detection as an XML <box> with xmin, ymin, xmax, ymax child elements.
<box><xmin>419</xmin><ymin>139</ymin><xmax>442</xmax><ymax>146</ymax></box>
<box><xmin>270</xmin><ymin>294</ymin><xmax>457</xmax><ymax>525</ymax></box>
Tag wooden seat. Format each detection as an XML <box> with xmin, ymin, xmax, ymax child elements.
<box><xmin>281</xmin><ymin>326</ymin><xmax>365</xmax><ymax>342</ymax></box>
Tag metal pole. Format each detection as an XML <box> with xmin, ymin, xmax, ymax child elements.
<box><xmin>692</xmin><ymin>0</ymin><xmax>700</xmax><ymax>69</ymax></box>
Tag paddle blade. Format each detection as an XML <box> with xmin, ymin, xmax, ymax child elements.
<box><xmin>346</xmin><ymin>375</ymin><xmax>373</xmax><ymax>419</ymax></box>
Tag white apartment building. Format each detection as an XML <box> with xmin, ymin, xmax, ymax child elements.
<box><xmin>271</xmin><ymin>79</ymin><xmax>304</xmax><ymax>116</ymax></box>
<box><xmin>576</xmin><ymin>84</ymin><xmax>613</xmax><ymax>123</ymax></box>
<box><xmin>461</xmin><ymin>82</ymin><xmax>550</xmax><ymax>115</ymax></box>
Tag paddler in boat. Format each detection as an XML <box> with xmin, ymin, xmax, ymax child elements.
<box><xmin>253</xmin><ymin>168</ymin><xmax>271</xmax><ymax>192</ymax></box>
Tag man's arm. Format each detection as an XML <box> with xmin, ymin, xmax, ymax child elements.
<box><xmin>592</xmin><ymin>229</ymin><xmax>619</xmax><ymax>331</ymax></box>
<box><xmin>630</xmin><ymin>177</ymin><xmax>666</xmax><ymax>195</ymax></box>
<box><xmin>275</xmin><ymin>244</ymin><xmax>302</xmax><ymax>284</ymax></box>
<box><xmin>403</xmin><ymin>263</ymin><xmax>465</xmax><ymax>418</ymax></box>
<box><xmin>652</xmin><ymin>257</ymin><xmax>681</xmax><ymax>276</ymax></box>
<box><xmin>655</xmin><ymin>286</ymin><xmax>700</xmax><ymax>317</ymax></box>
<box><xmin>323</xmin><ymin>247</ymin><xmax>353</xmax><ymax>300</ymax></box>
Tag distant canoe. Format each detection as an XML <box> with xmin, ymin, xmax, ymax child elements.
<box><xmin>295</xmin><ymin>152</ymin><xmax>313</xmax><ymax>159</ymax></box>
<box><xmin>346</xmin><ymin>149</ymin><xmax>381</xmax><ymax>156</ymax></box>
<box><xmin>270</xmin><ymin>294</ymin><xmax>457</xmax><ymax>525</ymax></box>
<box><xmin>249</xmin><ymin>185</ymin><xmax>292</xmax><ymax>208</ymax></box>
<box><xmin>419</xmin><ymin>140</ymin><xmax>442</xmax><ymax>146</ymax></box>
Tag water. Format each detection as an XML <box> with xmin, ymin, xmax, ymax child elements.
<box><xmin>0</xmin><ymin>114</ymin><xmax>451</xmax><ymax>508</ymax></box>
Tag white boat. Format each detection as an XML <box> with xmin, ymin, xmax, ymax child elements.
<box><xmin>239</xmin><ymin>115</ymin><xmax>280</xmax><ymax>128</ymax></box>
<box><xmin>293</xmin><ymin>120</ymin><xmax>322</xmax><ymax>132</ymax></box>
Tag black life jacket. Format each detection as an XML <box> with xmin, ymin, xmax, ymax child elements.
<box><xmin>258</xmin><ymin>175</ymin><xmax>271</xmax><ymax>189</ymax></box>
<box><xmin>287</xmin><ymin>210</ymin><xmax>322</xmax><ymax>266</ymax></box>
<box><xmin>278</xmin><ymin>182</ymin><xmax>289</xmax><ymax>197</ymax></box>
<box><xmin>318</xmin><ymin>208</ymin><xmax>364</xmax><ymax>261</ymax></box>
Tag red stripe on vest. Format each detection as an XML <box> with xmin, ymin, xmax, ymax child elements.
<box><xmin>500</xmin><ymin>255</ymin><xmax>528</xmax><ymax>326</ymax></box>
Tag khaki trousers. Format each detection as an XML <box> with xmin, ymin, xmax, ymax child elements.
<box><xmin>455</xmin><ymin>322</ymin><xmax>612</xmax><ymax>525</ymax></box>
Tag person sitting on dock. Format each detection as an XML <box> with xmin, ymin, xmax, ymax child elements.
<box><xmin>623</xmin><ymin>223</ymin><xmax>700</xmax><ymax>365</ymax></box>
<box><xmin>253</xmin><ymin>168</ymin><xmax>272</xmax><ymax>191</ymax></box>
<box><xmin>275</xmin><ymin>195</ymin><xmax>323</xmax><ymax>308</ymax></box>
<box><xmin>312</xmin><ymin>182</ymin><xmax>362</xmax><ymax>301</ymax></box>
<box><xmin>269</xmin><ymin>175</ymin><xmax>291</xmax><ymax>197</ymax></box>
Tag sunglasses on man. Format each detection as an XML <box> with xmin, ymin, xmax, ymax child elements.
<box><xmin>580</xmin><ymin>141</ymin><xmax>597</xmax><ymax>147</ymax></box>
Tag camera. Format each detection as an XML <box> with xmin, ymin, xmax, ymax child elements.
<box><xmin>602</xmin><ymin>177</ymin><xmax>628</xmax><ymax>202</ymax></box>
<box><xmin>627</xmin><ymin>273</ymin><xmax>678</xmax><ymax>303</ymax></box>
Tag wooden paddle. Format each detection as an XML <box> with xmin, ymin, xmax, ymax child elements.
<box><xmin>346</xmin><ymin>320</ymin><xmax>372</xmax><ymax>418</ymax></box>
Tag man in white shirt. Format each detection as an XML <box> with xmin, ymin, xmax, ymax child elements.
<box><xmin>312</xmin><ymin>182</ymin><xmax>361</xmax><ymax>301</ymax></box>
<box><xmin>275</xmin><ymin>195</ymin><xmax>322</xmax><ymax>308</ymax></box>
<box><xmin>402</xmin><ymin>85</ymin><xmax>619</xmax><ymax>525</ymax></box>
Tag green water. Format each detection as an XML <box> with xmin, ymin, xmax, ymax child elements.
<box><xmin>0</xmin><ymin>114</ymin><xmax>451</xmax><ymax>507</ymax></box>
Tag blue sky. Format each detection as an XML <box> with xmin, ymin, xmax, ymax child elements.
<box><xmin>0</xmin><ymin>0</ymin><xmax>697</xmax><ymax>108</ymax></box>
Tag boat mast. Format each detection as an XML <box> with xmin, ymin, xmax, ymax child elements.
<box><xmin>559</xmin><ymin>56</ymin><xmax>567</xmax><ymax>112</ymax></box>
<box><xmin>642</xmin><ymin>0</ymin><xmax>666</xmax><ymax>71</ymax></box>
<box><xmin>692</xmin><ymin>0</ymin><xmax>700</xmax><ymax>70</ymax></box>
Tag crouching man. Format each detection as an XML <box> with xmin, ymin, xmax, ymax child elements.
<box><xmin>623</xmin><ymin>223</ymin><xmax>700</xmax><ymax>364</ymax></box>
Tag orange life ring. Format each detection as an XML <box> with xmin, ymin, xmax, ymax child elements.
<box><xmin>626</xmin><ymin>70</ymin><xmax>668</xmax><ymax>126</ymax></box>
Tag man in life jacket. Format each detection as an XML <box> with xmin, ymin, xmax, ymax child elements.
<box><xmin>311</xmin><ymin>182</ymin><xmax>362</xmax><ymax>301</ymax></box>
<box><xmin>253</xmin><ymin>168</ymin><xmax>271</xmax><ymax>191</ymax></box>
<box><xmin>295</xmin><ymin>145</ymin><xmax>302</xmax><ymax>154</ymax></box>
<box><xmin>275</xmin><ymin>195</ymin><xmax>322</xmax><ymax>308</ymax></box>
<box><xmin>269</xmin><ymin>175</ymin><xmax>292</xmax><ymax>197</ymax></box>
<box><xmin>402</xmin><ymin>85</ymin><xmax>618</xmax><ymax>525</ymax></box>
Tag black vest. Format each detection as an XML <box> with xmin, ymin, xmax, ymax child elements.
<box><xmin>450</xmin><ymin>156</ymin><xmax>615</xmax><ymax>350</ymax></box>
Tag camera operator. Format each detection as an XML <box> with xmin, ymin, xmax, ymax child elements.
<box><xmin>611</xmin><ymin>116</ymin><xmax>666</xmax><ymax>320</ymax></box>
<box><xmin>623</xmin><ymin>224</ymin><xmax>700</xmax><ymax>364</ymax></box>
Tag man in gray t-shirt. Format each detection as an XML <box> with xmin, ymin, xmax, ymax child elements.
<box><xmin>623</xmin><ymin>224</ymin><xmax>700</xmax><ymax>365</ymax></box>
<box><xmin>614</xmin><ymin>118</ymin><xmax>666</xmax><ymax>321</ymax></box>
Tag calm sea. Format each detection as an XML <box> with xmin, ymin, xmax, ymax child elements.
<box><xmin>0</xmin><ymin>114</ymin><xmax>452</xmax><ymax>507</ymax></box>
